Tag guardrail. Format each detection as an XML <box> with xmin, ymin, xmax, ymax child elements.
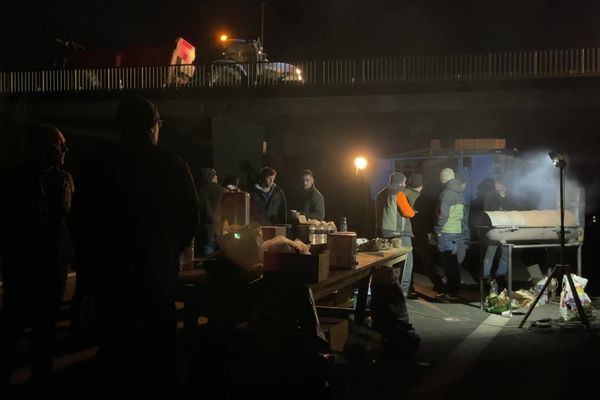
<box><xmin>2</xmin><ymin>48</ymin><xmax>600</xmax><ymax>94</ymax></box>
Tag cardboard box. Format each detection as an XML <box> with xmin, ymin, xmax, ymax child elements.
<box><xmin>454</xmin><ymin>138</ymin><xmax>506</xmax><ymax>151</ymax></box>
<box><xmin>263</xmin><ymin>250</ymin><xmax>330</xmax><ymax>283</ymax></box>
<box><xmin>295</xmin><ymin>223</ymin><xmax>311</xmax><ymax>243</ymax></box>
<box><xmin>328</xmin><ymin>232</ymin><xmax>357</xmax><ymax>269</ymax></box>
<box><xmin>320</xmin><ymin>317</ymin><xmax>349</xmax><ymax>352</ymax></box>
<box><xmin>261</xmin><ymin>225</ymin><xmax>287</xmax><ymax>241</ymax></box>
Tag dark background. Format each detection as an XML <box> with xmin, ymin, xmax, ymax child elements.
<box><xmin>1</xmin><ymin>0</ymin><xmax>599</xmax><ymax>293</ymax></box>
<box><xmin>3</xmin><ymin>0</ymin><xmax>600</xmax><ymax>69</ymax></box>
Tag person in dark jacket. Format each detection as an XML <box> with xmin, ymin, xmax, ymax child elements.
<box><xmin>405</xmin><ymin>173</ymin><xmax>434</xmax><ymax>298</ymax></box>
<box><xmin>434</xmin><ymin>168</ymin><xmax>468</xmax><ymax>300</ymax></box>
<box><xmin>73</xmin><ymin>95</ymin><xmax>199</xmax><ymax>388</ymax></box>
<box><xmin>482</xmin><ymin>179</ymin><xmax>515</xmax><ymax>281</ymax></box>
<box><xmin>0</xmin><ymin>124</ymin><xmax>74</xmax><ymax>389</ymax></box>
<box><xmin>405</xmin><ymin>173</ymin><xmax>423</xmax><ymax>207</ymax></box>
<box><xmin>250</xmin><ymin>166</ymin><xmax>287</xmax><ymax>225</ymax></box>
<box><xmin>291</xmin><ymin>169</ymin><xmax>325</xmax><ymax>221</ymax></box>
<box><xmin>196</xmin><ymin>168</ymin><xmax>225</xmax><ymax>256</ymax></box>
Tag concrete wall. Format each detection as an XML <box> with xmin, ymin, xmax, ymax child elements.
<box><xmin>2</xmin><ymin>82</ymin><xmax>599</xmax><ymax>229</ymax></box>
<box><xmin>211</xmin><ymin>115</ymin><xmax>266</xmax><ymax>189</ymax></box>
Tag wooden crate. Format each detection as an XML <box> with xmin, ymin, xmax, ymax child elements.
<box><xmin>320</xmin><ymin>317</ymin><xmax>349</xmax><ymax>352</ymax></box>
<box><xmin>261</xmin><ymin>225</ymin><xmax>287</xmax><ymax>241</ymax></box>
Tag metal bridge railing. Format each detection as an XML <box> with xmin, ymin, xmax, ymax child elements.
<box><xmin>2</xmin><ymin>48</ymin><xmax>600</xmax><ymax>94</ymax></box>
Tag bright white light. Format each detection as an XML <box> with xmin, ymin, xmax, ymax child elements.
<box><xmin>354</xmin><ymin>156</ymin><xmax>368</xmax><ymax>170</ymax></box>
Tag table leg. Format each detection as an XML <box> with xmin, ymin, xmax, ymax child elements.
<box><xmin>508</xmin><ymin>244</ymin><xmax>513</xmax><ymax>314</ymax></box>
<box><xmin>577</xmin><ymin>244</ymin><xmax>582</xmax><ymax>276</ymax></box>
<box><xmin>480</xmin><ymin>245</ymin><xmax>485</xmax><ymax>310</ymax></box>
<box><xmin>354</xmin><ymin>275</ymin><xmax>371</xmax><ymax>324</ymax></box>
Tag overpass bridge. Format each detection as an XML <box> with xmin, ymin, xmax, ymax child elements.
<box><xmin>3</xmin><ymin>47</ymin><xmax>600</xmax><ymax>94</ymax></box>
<box><xmin>1</xmin><ymin>47</ymin><xmax>600</xmax><ymax>201</ymax></box>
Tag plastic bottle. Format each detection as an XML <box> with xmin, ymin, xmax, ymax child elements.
<box><xmin>309</xmin><ymin>223</ymin><xmax>317</xmax><ymax>244</ymax></box>
<box><xmin>340</xmin><ymin>217</ymin><xmax>348</xmax><ymax>232</ymax></box>
<box><xmin>490</xmin><ymin>279</ymin><xmax>498</xmax><ymax>297</ymax></box>
<box><xmin>318</xmin><ymin>221</ymin><xmax>328</xmax><ymax>244</ymax></box>
<box><xmin>533</xmin><ymin>277</ymin><xmax>548</xmax><ymax>305</ymax></box>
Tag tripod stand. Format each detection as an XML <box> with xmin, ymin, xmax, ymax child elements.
<box><xmin>518</xmin><ymin>154</ymin><xmax>590</xmax><ymax>331</ymax></box>
<box><xmin>518</xmin><ymin>264</ymin><xmax>590</xmax><ymax>330</ymax></box>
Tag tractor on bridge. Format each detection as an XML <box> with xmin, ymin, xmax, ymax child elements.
<box><xmin>210</xmin><ymin>35</ymin><xmax>304</xmax><ymax>87</ymax></box>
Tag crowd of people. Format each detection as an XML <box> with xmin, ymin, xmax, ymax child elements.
<box><xmin>0</xmin><ymin>95</ymin><xmax>338</xmax><ymax>392</ymax></box>
<box><xmin>0</xmin><ymin>94</ymin><xmax>516</xmax><ymax>391</ymax></box>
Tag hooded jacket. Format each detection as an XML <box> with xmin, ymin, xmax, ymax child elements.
<box><xmin>435</xmin><ymin>178</ymin><xmax>467</xmax><ymax>234</ymax></box>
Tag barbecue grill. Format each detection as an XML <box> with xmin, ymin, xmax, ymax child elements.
<box><xmin>478</xmin><ymin>210</ymin><xmax>584</xmax><ymax>244</ymax></box>
<box><xmin>476</xmin><ymin>209</ymin><xmax>584</xmax><ymax>312</ymax></box>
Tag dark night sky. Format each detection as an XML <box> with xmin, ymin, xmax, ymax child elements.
<box><xmin>2</xmin><ymin>0</ymin><xmax>600</xmax><ymax>69</ymax></box>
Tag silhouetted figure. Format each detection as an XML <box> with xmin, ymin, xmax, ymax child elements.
<box><xmin>0</xmin><ymin>124</ymin><xmax>74</xmax><ymax>389</ymax></box>
<box><xmin>77</xmin><ymin>95</ymin><xmax>198</xmax><ymax>389</ymax></box>
<box><xmin>222</xmin><ymin>173</ymin><xmax>240</xmax><ymax>192</ymax></box>
<box><xmin>404</xmin><ymin>173</ymin><xmax>424</xmax><ymax>298</ymax></box>
<box><xmin>196</xmin><ymin>167</ymin><xmax>225</xmax><ymax>256</ymax></box>
<box><xmin>411</xmin><ymin>175</ymin><xmax>445</xmax><ymax>294</ymax></box>
<box><xmin>482</xmin><ymin>179</ymin><xmax>516</xmax><ymax>285</ymax></box>
<box><xmin>469</xmin><ymin>178</ymin><xmax>496</xmax><ymax>234</ymax></box>
<box><xmin>455</xmin><ymin>175</ymin><xmax>471</xmax><ymax>267</ymax></box>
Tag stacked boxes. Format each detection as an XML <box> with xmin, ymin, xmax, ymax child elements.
<box><xmin>328</xmin><ymin>232</ymin><xmax>357</xmax><ymax>269</ymax></box>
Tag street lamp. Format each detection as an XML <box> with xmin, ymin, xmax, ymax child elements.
<box><xmin>354</xmin><ymin>156</ymin><xmax>367</xmax><ymax>175</ymax></box>
<box><xmin>261</xmin><ymin>2</ymin><xmax>266</xmax><ymax>46</ymax></box>
<box><xmin>219</xmin><ymin>34</ymin><xmax>229</xmax><ymax>42</ymax></box>
<box><xmin>519</xmin><ymin>150</ymin><xmax>590</xmax><ymax>330</ymax></box>
<box><xmin>548</xmin><ymin>151</ymin><xmax>566</xmax><ymax>262</ymax></box>
<box><xmin>353</xmin><ymin>156</ymin><xmax>369</xmax><ymax>235</ymax></box>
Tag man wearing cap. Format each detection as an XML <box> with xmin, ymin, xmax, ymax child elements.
<box><xmin>434</xmin><ymin>168</ymin><xmax>468</xmax><ymax>300</ymax></box>
<box><xmin>371</xmin><ymin>172</ymin><xmax>420</xmax><ymax>354</ymax></box>
<box><xmin>74</xmin><ymin>95</ymin><xmax>199</xmax><ymax>388</ymax></box>
<box><xmin>405</xmin><ymin>173</ymin><xmax>423</xmax><ymax>207</ymax></box>
<box><xmin>404</xmin><ymin>173</ymin><xmax>431</xmax><ymax>298</ymax></box>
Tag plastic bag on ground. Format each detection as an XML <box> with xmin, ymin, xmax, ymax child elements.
<box><xmin>559</xmin><ymin>274</ymin><xmax>593</xmax><ymax>321</ymax></box>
